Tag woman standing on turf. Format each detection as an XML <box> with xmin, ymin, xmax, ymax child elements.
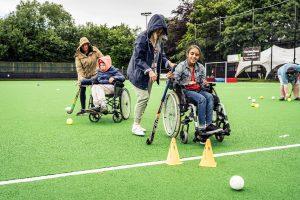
<box><xmin>127</xmin><ymin>14</ymin><xmax>175</xmax><ymax>136</ymax></box>
<box><xmin>74</xmin><ymin>37</ymin><xmax>103</xmax><ymax>115</ymax></box>
<box><xmin>168</xmin><ymin>45</ymin><xmax>221</xmax><ymax>138</ymax></box>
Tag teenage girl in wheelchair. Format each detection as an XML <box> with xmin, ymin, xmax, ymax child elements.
<box><xmin>80</xmin><ymin>55</ymin><xmax>131</xmax><ymax>123</ymax></box>
<box><xmin>165</xmin><ymin>45</ymin><xmax>230</xmax><ymax>144</ymax></box>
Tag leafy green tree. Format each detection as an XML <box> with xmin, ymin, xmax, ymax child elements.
<box><xmin>221</xmin><ymin>0</ymin><xmax>299</xmax><ymax>56</ymax></box>
<box><xmin>177</xmin><ymin>0</ymin><xmax>231</xmax><ymax>62</ymax></box>
<box><xmin>77</xmin><ymin>23</ymin><xmax>135</xmax><ymax>68</ymax></box>
<box><xmin>0</xmin><ymin>0</ymin><xmax>77</xmax><ymax>61</ymax></box>
<box><xmin>165</xmin><ymin>0</ymin><xmax>193</xmax><ymax>62</ymax></box>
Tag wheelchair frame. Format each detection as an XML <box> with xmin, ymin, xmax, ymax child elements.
<box><xmin>163</xmin><ymin>83</ymin><xmax>231</xmax><ymax>144</ymax></box>
<box><xmin>86</xmin><ymin>81</ymin><xmax>131</xmax><ymax>123</ymax></box>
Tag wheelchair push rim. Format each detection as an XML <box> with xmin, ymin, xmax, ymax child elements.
<box><xmin>120</xmin><ymin>88</ymin><xmax>131</xmax><ymax>120</ymax></box>
<box><xmin>162</xmin><ymin>91</ymin><xmax>181</xmax><ymax>138</ymax></box>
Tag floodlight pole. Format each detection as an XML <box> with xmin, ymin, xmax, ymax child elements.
<box><xmin>251</xmin><ymin>6</ymin><xmax>255</xmax><ymax>79</ymax></box>
<box><xmin>293</xmin><ymin>1</ymin><xmax>297</xmax><ymax>64</ymax></box>
<box><xmin>141</xmin><ymin>12</ymin><xmax>152</xmax><ymax>29</ymax></box>
<box><xmin>219</xmin><ymin>17</ymin><xmax>223</xmax><ymax>61</ymax></box>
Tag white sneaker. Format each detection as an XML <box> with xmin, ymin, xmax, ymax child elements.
<box><xmin>132</xmin><ymin>124</ymin><xmax>145</xmax><ymax>136</ymax></box>
<box><xmin>137</xmin><ymin>124</ymin><xmax>146</xmax><ymax>132</ymax></box>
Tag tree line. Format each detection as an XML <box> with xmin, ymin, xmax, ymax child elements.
<box><xmin>0</xmin><ymin>0</ymin><xmax>136</xmax><ymax>68</ymax></box>
<box><xmin>166</xmin><ymin>0</ymin><xmax>299</xmax><ymax>63</ymax></box>
<box><xmin>0</xmin><ymin>0</ymin><xmax>298</xmax><ymax>68</ymax></box>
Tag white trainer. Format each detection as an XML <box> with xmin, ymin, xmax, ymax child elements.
<box><xmin>132</xmin><ymin>124</ymin><xmax>145</xmax><ymax>136</ymax></box>
<box><xmin>137</xmin><ymin>124</ymin><xmax>146</xmax><ymax>132</ymax></box>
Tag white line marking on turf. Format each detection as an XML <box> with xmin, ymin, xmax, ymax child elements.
<box><xmin>279</xmin><ymin>134</ymin><xmax>289</xmax><ymax>138</ymax></box>
<box><xmin>1</xmin><ymin>143</ymin><xmax>299</xmax><ymax>186</ymax></box>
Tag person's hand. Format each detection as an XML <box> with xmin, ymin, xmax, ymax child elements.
<box><xmin>168</xmin><ymin>61</ymin><xmax>176</xmax><ymax>68</ymax></box>
<box><xmin>149</xmin><ymin>70</ymin><xmax>157</xmax><ymax>82</ymax></box>
<box><xmin>109</xmin><ymin>77</ymin><xmax>115</xmax><ymax>83</ymax></box>
<box><xmin>188</xmin><ymin>81</ymin><xmax>196</xmax><ymax>85</ymax></box>
<box><xmin>203</xmin><ymin>79</ymin><xmax>208</xmax><ymax>86</ymax></box>
<box><xmin>166</xmin><ymin>72</ymin><xmax>174</xmax><ymax>79</ymax></box>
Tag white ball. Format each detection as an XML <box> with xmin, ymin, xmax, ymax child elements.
<box><xmin>251</xmin><ymin>99</ymin><xmax>256</xmax><ymax>103</ymax></box>
<box><xmin>7</xmin><ymin>74</ymin><xmax>10</xmax><ymax>77</ymax></box>
<box><xmin>271</xmin><ymin>96</ymin><xmax>276</xmax><ymax>100</ymax></box>
<box><xmin>230</xmin><ymin>175</ymin><xmax>244</xmax><ymax>190</ymax></box>
<box><xmin>247</xmin><ymin>96</ymin><xmax>251</xmax><ymax>100</ymax></box>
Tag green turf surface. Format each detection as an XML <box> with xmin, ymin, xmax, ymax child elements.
<box><xmin>0</xmin><ymin>81</ymin><xmax>299</xmax><ymax>199</ymax></box>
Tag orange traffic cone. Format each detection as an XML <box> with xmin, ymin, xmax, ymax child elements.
<box><xmin>199</xmin><ymin>139</ymin><xmax>217</xmax><ymax>167</ymax></box>
<box><xmin>166</xmin><ymin>138</ymin><xmax>182</xmax><ymax>165</ymax></box>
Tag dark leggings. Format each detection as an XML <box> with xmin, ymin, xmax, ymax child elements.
<box><xmin>80</xmin><ymin>86</ymin><xmax>86</xmax><ymax>110</ymax></box>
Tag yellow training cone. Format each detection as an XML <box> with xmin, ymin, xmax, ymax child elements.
<box><xmin>166</xmin><ymin>138</ymin><xmax>182</xmax><ymax>165</ymax></box>
<box><xmin>199</xmin><ymin>139</ymin><xmax>217</xmax><ymax>167</ymax></box>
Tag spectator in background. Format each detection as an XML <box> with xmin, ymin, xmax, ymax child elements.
<box><xmin>277</xmin><ymin>63</ymin><xmax>300</xmax><ymax>101</ymax></box>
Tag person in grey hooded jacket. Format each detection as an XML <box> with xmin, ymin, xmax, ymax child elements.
<box><xmin>127</xmin><ymin>14</ymin><xmax>175</xmax><ymax>136</ymax></box>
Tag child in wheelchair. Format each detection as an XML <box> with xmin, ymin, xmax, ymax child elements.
<box><xmin>167</xmin><ymin>45</ymin><xmax>230</xmax><ymax>143</ymax></box>
<box><xmin>81</xmin><ymin>55</ymin><xmax>125</xmax><ymax>113</ymax></box>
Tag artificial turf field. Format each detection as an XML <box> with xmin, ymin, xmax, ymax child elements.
<box><xmin>0</xmin><ymin>80</ymin><xmax>299</xmax><ymax>199</ymax></box>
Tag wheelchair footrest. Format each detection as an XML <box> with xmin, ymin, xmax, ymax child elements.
<box><xmin>84</xmin><ymin>109</ymin><xmax>98</xmax><ymax>114</ymax></box>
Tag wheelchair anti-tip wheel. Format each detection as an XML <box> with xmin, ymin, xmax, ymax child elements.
<box><xmin>163</xmin><ymin>91</ymin><xmax>181</xmax><ymax>137</ymax></box>
<box><xmin>89</xmin><ymin>113</ymin><xmax>101</xmax><ymax>122</ymax></box>
<box><xmin>180</xmin><ymin>130</ymin><xmax>188</xmax><ymax>144</ymax></box>
<box><xmin>120</xmin><ymin>88</ymin><xmax>131</xmax><ymax>120</ymax></box>
<box><xmin>112</xmin><ymin>112</ymin><xmax>122</xmax><ymax>123</ymax></box>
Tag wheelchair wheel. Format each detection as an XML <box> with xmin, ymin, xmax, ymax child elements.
<box><xmin>215</xmin><ymin>134</ymin><xmax>224</xmax><ymax>142</ymax></box>
<box><xmin>120</xmin><ymin>88</ymin><xmax>131</xmax><ymax>120</ymax></box>
<box><xmin>163</xmin><ymin>91</ymin><xmax>181</xmax><ymax>137</ymax></box>
<box><xmin>180</xmin><ymin>130</ymin><xmax>188</xmax><ymax>144</ymax></box>
<box><xmin>89</xmin><ymin>113</ymin><xmax>101</xmax><ymax>122</ymax></box>
<box><xmin>113</xmin><ymin>112</ymin><xmax>122</xmax><ymax>123</ymax></box>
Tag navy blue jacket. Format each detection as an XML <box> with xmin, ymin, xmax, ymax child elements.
<box><xmin>80</xmin><ymin>66</ymin><xmax>125</xmax><ymax>86</ymax></box>
<box><xmin>127</xmin><ymin>14</ymin><xmax>169</xmax><ymax>90</ymax></box>
<box><xmin>95</xmin><ymin>66</ymin><xmax>125</xmax><ymax>84</ymax></box>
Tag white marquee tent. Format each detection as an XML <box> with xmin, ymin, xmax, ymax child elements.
<box><xmin>235</xmin><ymin>45</ymin><xmax>300</xmax><ymax>79</ymax></box>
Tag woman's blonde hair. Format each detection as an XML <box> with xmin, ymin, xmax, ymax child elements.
<box><xmin>186</xmin><ymin>45</ymin><xmax>203</xmax><ymax>60</ymax></box>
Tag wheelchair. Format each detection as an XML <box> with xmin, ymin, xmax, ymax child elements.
<box><xmin>162</xmin><ymin>82</ymin><xmax>231</xmax><ymax>144</ymax></box>
<box><xmin>85</xmin><ymin>81</ymin><xmax>131</xmax><ymax>123</ymax></box>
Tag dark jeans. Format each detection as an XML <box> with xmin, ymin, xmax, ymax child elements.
<box><xmin>80</xmin><ymin>86</ymin><xmax>86</xmax><ymax>110</ymax></box>
<box><xmin>184</xmin><ymin>90</ymin><xmax>214</xmax><ymax>127</ymax></box>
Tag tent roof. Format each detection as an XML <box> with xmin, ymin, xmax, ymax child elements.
<box><xmin>235</xmin><ymin>45</ymin><xmax>300</xmax><ymax>79</ymax></box>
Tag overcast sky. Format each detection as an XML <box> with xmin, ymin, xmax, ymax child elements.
<box><xmin>0</xmin><ymin>0</ymin><xmax>182</xmax><ymax>29</ymax></box>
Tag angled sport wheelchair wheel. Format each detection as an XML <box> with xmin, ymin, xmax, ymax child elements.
<box><xmin>120</xmin><ymin>88</ymin><xmax>131</xmax><ymax>120</ymax></box>
<box><xmin>163</xmin><ymin>91</ymin><xmax>181</xmax><ymax>137</ymax></box>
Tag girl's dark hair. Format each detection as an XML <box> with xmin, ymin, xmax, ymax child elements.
<box><xmin>186</xmin><ymin>44</ymin><xmax>203</xmax><ymax>58</ymax></box>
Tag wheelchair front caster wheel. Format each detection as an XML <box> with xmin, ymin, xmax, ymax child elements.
<box><xmin>215</xmin><ymin>134</ymin><xmax>224</xmax><ymax>142</ymax></box>
<box><xmin>113</xmin><ymin>112</ymin><xmax>122</xmax><ymax>123</ymax></box>
<box><xmin>180</xmin><ymin>131</ymin><xmax>188</xmax><ymax>144</ymax></box>
<box><xmin>89</xmin><ymin>113</ymin><xmax>101</xmax><ymax>122</ymax></box>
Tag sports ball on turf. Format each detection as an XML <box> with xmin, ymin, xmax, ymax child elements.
<box><xmin>230</xmin><ymin>175</ymin><xmax>244</xmax><ymax>190</ymax></box>
<box><xmin>66</xmin><ymin>118</ymin><xmax>73</xmax><ymax>125</ymax></box>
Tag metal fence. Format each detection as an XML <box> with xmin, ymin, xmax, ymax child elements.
<box><xmin>0</xmin><ymin>61</ymin><xmax>77</xmax><ymax>78</ymax></box>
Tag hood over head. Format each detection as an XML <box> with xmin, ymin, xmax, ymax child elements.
<box><xmin>98</xmin><ymin>55</ymin><xmax>112</xmax><ymax>72</ymax></box>
<box><xmin>147</xmin><ymin>14</ymin><xmax>168</xmax><ymax>38</ymax></box>
<box><xmin>77</xmin><ymin>37</ymin><xmax>90</xmax><ymax>50</ymax></box>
